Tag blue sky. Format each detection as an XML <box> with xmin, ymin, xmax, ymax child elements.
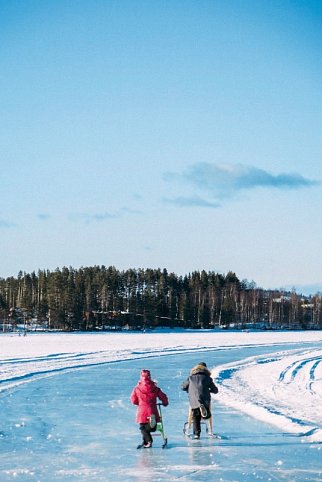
<box><xmin>1</xmin><ymin>0</ymin><xmax>321</xmax><ymax>293</ymax></box>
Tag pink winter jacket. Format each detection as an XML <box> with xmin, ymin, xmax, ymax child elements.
<box><xmin>130</xmin><ymin>378</ymin><xmax>168</xmax><ymax>424</ymax></box>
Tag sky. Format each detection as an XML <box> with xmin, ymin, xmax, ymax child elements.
<box><xmin>1</xmin><ymin>0</ymin><xmax>322</xmax><ymax>294</ymax></box>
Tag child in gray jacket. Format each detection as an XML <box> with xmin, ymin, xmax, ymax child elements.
<box><xmin>181</xmin><ymin>362</ymin><xmax>218</xmax><ymax>438</ymax></box>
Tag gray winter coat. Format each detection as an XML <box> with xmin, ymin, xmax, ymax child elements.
<box><xmin>181</xmin><ymin>364</ymin><xmax>218</xmax><ymax>409</ymax></box>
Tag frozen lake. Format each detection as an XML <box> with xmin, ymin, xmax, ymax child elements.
<box><xmin>0</xmin><ymin>332</ymin><xmax>322</xmax><ymax>481</ymax></box>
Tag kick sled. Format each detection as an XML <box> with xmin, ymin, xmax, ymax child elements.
<box><xmin>137</xmin><ymin>403</ymin><xmax>168</xmax><ymax>449</ymax></box>
<box><xmin>183</xmin><ymin>404</ymin><xmax>222</xmax><ymax>439</ymax></box>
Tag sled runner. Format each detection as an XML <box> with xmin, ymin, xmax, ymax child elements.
<box><xmin>137</xmin><ymin>403</ymin><xmax>168</xmax><ymax>449</ymax></box>
<box><xmin>183</xmin><ymin>403</ymin><xmax>221</xmax><ymax>439</ymax></box>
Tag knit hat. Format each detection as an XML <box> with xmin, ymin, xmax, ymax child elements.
<box><xmin>140</xmin><ymin>369</ymin><xmax>151</xmax><ymax>380</ymax></box>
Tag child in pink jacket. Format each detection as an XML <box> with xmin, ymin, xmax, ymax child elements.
<box><xmin>131</xmin><ymin>369</ymin><xmax>168</xmax><ymax>448</ymax></box>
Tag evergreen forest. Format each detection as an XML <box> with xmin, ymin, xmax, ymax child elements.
<box><xmin>0</xmin><ymin>266</ymin><xmax>321</xmax><ymax>331</ymax></box>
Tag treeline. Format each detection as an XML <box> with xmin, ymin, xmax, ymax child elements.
<box><xmin>0</xmin><ymin>266</ymin><xmax>321</xmax><ymax>331</ymax></box>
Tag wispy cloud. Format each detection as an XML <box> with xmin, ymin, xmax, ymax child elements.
<box><xmin>37</xmin><ymin>213</ymin><xmax>51</xmax><ymax>221</ymax></box>
<box><xmin>163</xmin><ymin>195</ymin><xmax>221</xmax><ymax>208</ymax></box>
<box><xmin>0</xmin><ymin>219</ymin><xmax>16</xmax><ymax>228</ymax></box>
<box><xmin>164</xmin><ymin>162</ymin><xmax>320</xmax><ymax>206</ymax></box>
<box><xmin>69</xmin><ymin>207</ymin><xmax>141</xmax><ymax>224</ymax></box>
<box><xmin>69</xmin><ymin>212</ymin><xmax>118</xmax><ymax>224</ymax></box>
<box><xmin>120</xmin><ymin>207</ymin><xmax>142</xmax><ymax>215</ymax></box>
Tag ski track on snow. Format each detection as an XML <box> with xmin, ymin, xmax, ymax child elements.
<box><xmin>0</xmin><ymin>346</ymin><xmax>222</xmax><ymax>391</ymax></box>
<box><xmin>0</xmin><ymin>339</ymin><xmax>295</xmax><ymax>391</ymax></box>
<box><xmin>213</xmin><ymin>347</ymin><xmax>322</xmax><ymax>442</ymax></box>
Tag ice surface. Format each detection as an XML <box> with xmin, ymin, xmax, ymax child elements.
<box><xmin>0</xmin><ymin>330</ymin><xmax>322</xmax><ymax>481</ymax></box>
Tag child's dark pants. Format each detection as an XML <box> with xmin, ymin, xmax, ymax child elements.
<box><xmin>191</xmin><ymin>408</ymin><xmax>202</xmax><ymax>436</ymax></box>
<box><xmin>139</xmin><ymin>423</ymin><xmax>156</xmax><ymax>444</ymax></box>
